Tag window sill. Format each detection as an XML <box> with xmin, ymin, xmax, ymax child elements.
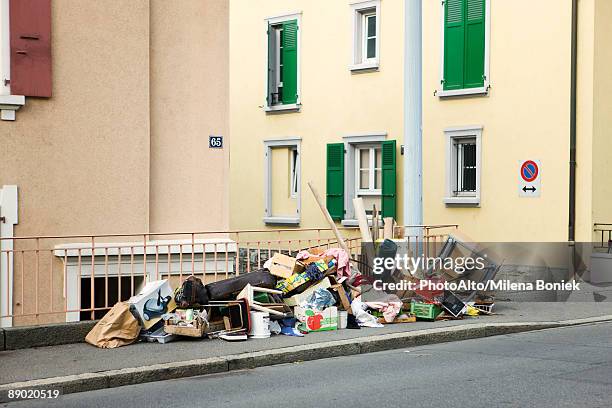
<box><xmin>341</xmin><ymin>218</ymin><xmax>382</xmax><ymax>227</ymax></box>
<box><xmin>356</xmin><ymin>190</ymin><xmax>382</xmax><ymax>196</ymax></box>
<box><xmin>341</xmin><ymin>219</ymin><xmax>359</xmax><ymax>227</ymax></box>
<box><xmin>0</xmin><ymin>95</ymin><xmax>26</xmax><ymax>121</ymax></box>
<box><xmin>444</xmin><ymin>197</ymin><xmax>480</xmax><ymax>207</ymax></box>
<box><xmin>264</xmin><ymin>104</ymin><xmax>300</xmax><ymax>114</ymax></box>
<box><xmin>263</xmin><ymin>216</ymin><xmax>300</xmax><ymax>226</ymax></box>
<box><xmin>438</xmin><ymin>87</ymin><xmax>488</xmax><ymax>98</ymax></box>
<box><xmin>349</xmin><ymin>61</ymin><xmax>379</xmax><ymax>72</ymax></box>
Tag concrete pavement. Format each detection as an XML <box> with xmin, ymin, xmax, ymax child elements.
<box><xmin>3</xmin><ymin>321</ymin><xmax>611</xmax><ymax>408</ymax></box>
<box><xmin>0</xmin><ymin>301</ymin><xmax>611</xmax><ymax>402</ymax></box>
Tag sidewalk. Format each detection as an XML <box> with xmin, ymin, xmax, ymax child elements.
<box><xmin>1</xmin><ymin>301</ymin><xmax>611</xmax><ymax>395</ymax></box>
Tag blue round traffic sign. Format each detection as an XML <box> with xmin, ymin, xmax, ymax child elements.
<box><xmin>521</xmin><ymin>160</ymin><xmax>538</xmax><ymax>182</ymax></box>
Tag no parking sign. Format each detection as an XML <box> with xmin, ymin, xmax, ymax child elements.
<box><xmin>519</xmin><ymin>160</ymin><xmax>541</xmax><ymax>197</ymax></box>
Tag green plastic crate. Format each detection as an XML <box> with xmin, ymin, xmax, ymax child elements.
<box><xmin>410</xmin><ymin>301</ymin><xmax>442</xmax><ymax>321</ymax></box>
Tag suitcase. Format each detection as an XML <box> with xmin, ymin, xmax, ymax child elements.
<box><xmin>205</xmin><ymin>269</ymin><xmax>277</xmax><ymax>300</ymax></box>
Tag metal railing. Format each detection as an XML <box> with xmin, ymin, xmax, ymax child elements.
<box><xmin>594</xmin><ymin>223</ymin><xmax>612</xmax><ymax>250</ymax></box>
<box><xmin>0</xmin><ymin>224</ymin><xmax>457</xmax><ymax>327</ymax></box>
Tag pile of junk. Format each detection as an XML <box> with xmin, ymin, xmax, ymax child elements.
<box><xmin>85</xmin><ymin>246</ymin><xmax>375</xmax><ymax>348</ymax></box>
<box><xmin>85</xmin><ymin>187</ymin><xmax>501</xmax><ymax>349</ymax></box>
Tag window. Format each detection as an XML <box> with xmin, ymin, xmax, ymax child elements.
<box><xmin>362</xmin><ymin>12</ymin><xmax>377</xmax><ymax>61</ymax></box>
<box><xmin>445</xmin><ymin>126</ymin><xmax>482</xmax><ymax>206</ymax></box>
<box><xmin>350</xmin><ymin>1</ymin><xmax>380</xmax><ymax>71</ymax></box>
<box><xmin>454</xmin><ymin>139</ymin><xmax>477</xmax><ymax>195</ymax></box>
<box><xmin>266</xmin><ymin>14</ymin><xmax>300</xmax><ymax>111</ymax></box>
<box><xmin>326</xmin><ymin>135</ymin><xmax>396</xmax><ymax>224</ymax></box>
<box><xmin>356</xmin><ymin>145</ymin><xmax>382</xmax><ymax>195</ymax></box>
<box><xmin>440</xmin><ymin>0</ymin><xmax>489</xmax><ymax>97</ymax></box>
<box><xmin>263</xmin><ymin>138</ymin><xmax>301</xmax><ymax>225</ymax></box>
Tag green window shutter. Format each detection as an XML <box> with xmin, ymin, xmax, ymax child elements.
<box><xmin>464</xmin><ymin>0</ymin><xmax>485</xmax><ymax>88</ymax></box>
<box><xmin>326</xmin><ymin>143</ymin><xmax>344</xmax><ymax>221</ymax></box>
<box><xmin>443</xmin><ymin>0</ymin><xmax>465</xmax><ymax>91</ymax></box>
<box><xmin>381</xmin><ymin>140</ymin><xmax>396</xmax><ymax>219</ymax></box>
<box><xmin>281</xmin><ymin>20</ymin><xmax>298</xmax><ymax>105</ymax></box>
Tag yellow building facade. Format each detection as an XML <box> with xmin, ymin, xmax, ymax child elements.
<box><xmin>229</xmin><ymin>0</ymin><xmax>404</xmax><ymax>231</ymax></box>
<box><xmin>229</xmin><ymin>0</ymin><xmax>612</xmax><ymax>244</ymax></box>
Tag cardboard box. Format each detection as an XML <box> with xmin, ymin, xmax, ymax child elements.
<box><xmin>294</xmin><ymin>306</ymin><xmax>338</xmax><ymax>332</ymax></box>
<box><xmin>268</xmin><ymin>253</ymin><xmax>304</xmax><ymax>279</ymax></box>
<box><xmin>128</xmin><ymin>280</ymin><xmax>176</xmax><ymax>329</ymax></box>
<box><xmin>275</xmin><ymin>271</ymin><xmax>311</xmax><ymax>294</ymax></box>
<box><xmin>301</xmin><ymin>254</ymin><xmax>334</xmax><ymax>266</ymax></box>
<box><xmin>328</xmin><ymin>277</ymin><xmax>352</xmax><ymax>312</ymax></box>
<box><xmin>164</xmin><ymin>315</ymin><xmax>207</xmax><ymax>338</ymax></box>
<box><xmin>283</xmin><ymin>277</ymin><xmax>331</xmax><ymax>307</ymax></box>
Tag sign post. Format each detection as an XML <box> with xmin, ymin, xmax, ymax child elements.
<box><xmin>519</xmin><ymin>160</ymin><xmax>541</xmax><ymax>197</ymax></box>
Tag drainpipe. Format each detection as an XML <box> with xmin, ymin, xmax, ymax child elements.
<box><xmin>568</xmin><ymin>0</ymin><xmax>577</xmax><ymax>242</ymax></box>
<box><xmin>404</xmin><ymin>0</ymin><xmax>423</xmax><ymax>237</ymax></box>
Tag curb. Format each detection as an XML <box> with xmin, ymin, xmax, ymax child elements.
<box><xmin>2</xmin><ymin>321</ymin><xmax>97</xmax><ymax>351</ymax></box>
<box><xmin>1</xmin><ymin>315</ymin><xmax>611</xmax><ymax>403</ymax></box>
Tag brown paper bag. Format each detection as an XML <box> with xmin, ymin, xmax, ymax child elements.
<box><xmin>85</xmin><ymin>302</ymin><xmax>140</xmax><ymax>348</ymax></box>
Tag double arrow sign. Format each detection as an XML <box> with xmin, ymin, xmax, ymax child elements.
<box><xmin>522</xmin><ymin>186</ymin><xmax>537</xmax><ymax>193</ymax></box>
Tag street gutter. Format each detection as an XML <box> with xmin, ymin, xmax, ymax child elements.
<box><xmin>1</xmin><ymin>315</ymin><xmax>611</xmax><ymax>403</ymax></box>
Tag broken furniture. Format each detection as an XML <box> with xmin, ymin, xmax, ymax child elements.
<box><xmin>237</xmin><ymin>284</ymin><xmax>288</xmax><ymax>317</ymax></box>
<box><xmin>203</xmin><ymin>299</ymin><xmax>251</xmax><ymax>337</ymax></box>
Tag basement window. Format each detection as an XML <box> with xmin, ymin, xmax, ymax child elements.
<box><xmin>80</xmin><ymin>276</ymin><xmax>144</xmax><ymax>320</ymax></box>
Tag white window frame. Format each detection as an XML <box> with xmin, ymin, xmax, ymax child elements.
<box><xmin>341</xmin><ymin>132</ymin><xmax>387</xmax><ymax>226</ymax></box>
<box><xmin>263</xmin><ymin>138</ymin><xmax>301</xmax><ymax>225</ymax></box>
<box><xmin>355</xmin><ymin>144</ymin><xmax>382</xmax><ymax>196</ymax></box>
<box><xmin>362</xmin><ymin>12</ymin><xmax>377</xmax><ymax>63</ymax></box>
<box><xmin>437</xmin><ymin>0</ymin><xmax>491</xmax><ymax>98</ymax></box>
<box><xmin>264</xmin><ymin>12</ymin><xmax>302</xmax><ymax>113</ymax></box>
<box><xmin>350</xmin><ymin>0</ymin><xmax>380</xmax><ymax>72</ymax></box>
<box><xmin>444</xmin><ymin>126</ymin><xmax>482</xmax><ymax>206</ymax></box>
<box><xmin>54</xmin><ymin>239</ymin><xmax>237</xmax><ymax>323</ymax></box>
<box><xmin>0</xmin><ymin>0</ymin><xmax>25</xmax><ymax>121</ymax></box>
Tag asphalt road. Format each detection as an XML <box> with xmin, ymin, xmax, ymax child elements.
<box><xmin>3</xmin><ymin>322</ymin><xmax>612</xmax><ymax>408</ymax></box>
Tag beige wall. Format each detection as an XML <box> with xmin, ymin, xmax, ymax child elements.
<box><xmin>149</xmin><ymin>0</ymin><xmax>229</xmax><ymax>232</ymax></box>
<box><xmin>229</xmin><ymin>0</ymin><xmax>405</xmax><ymax>232</ymax></box>
<box><xmin>591</xmin><ymin>0</ymin><xmax>612</xmax><ymax>235</ymax></box>
<box><xmin>0</xmin><ymin>0</ymin><xmax>229</xmax><ymax>326</ymax></box>
<box><xmin>575</xmin><ymin>0</ymin><xmax>594</xmax><ymax>243</ymax></box>
<box><xmin>1</xmin><ymin>0</ymin><xmax>230</xmax><ymax>237</ymax></box>
<box><xmin>422</xmin><ymin>0</ymin><xmax>574</xmax><ymax>242</ymax></box>
<box><xmin>1</xmin><ymin>0</ymin><xmax>151</xmax><ymax>237</ymax></box>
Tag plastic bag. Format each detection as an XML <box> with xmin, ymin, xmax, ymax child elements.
<box><xmin>351</xmin><ymin>299</ymin><xmax>384</xmax><ymax>328</ymax></box>
<box><xmin>302</xmin><ymin>288</ymin><xmax>336</xmax><ymax>310</ymax></box>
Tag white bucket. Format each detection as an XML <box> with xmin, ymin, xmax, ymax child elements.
<box><xmin>337</xmin><ymin>311</ymin><xmax>348</xmax><ymax>329</ymax></box>
<box><xmin>248</xmin><ymin>311</ymin><xmax>271</xmax><ymax>339</ymax></box>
